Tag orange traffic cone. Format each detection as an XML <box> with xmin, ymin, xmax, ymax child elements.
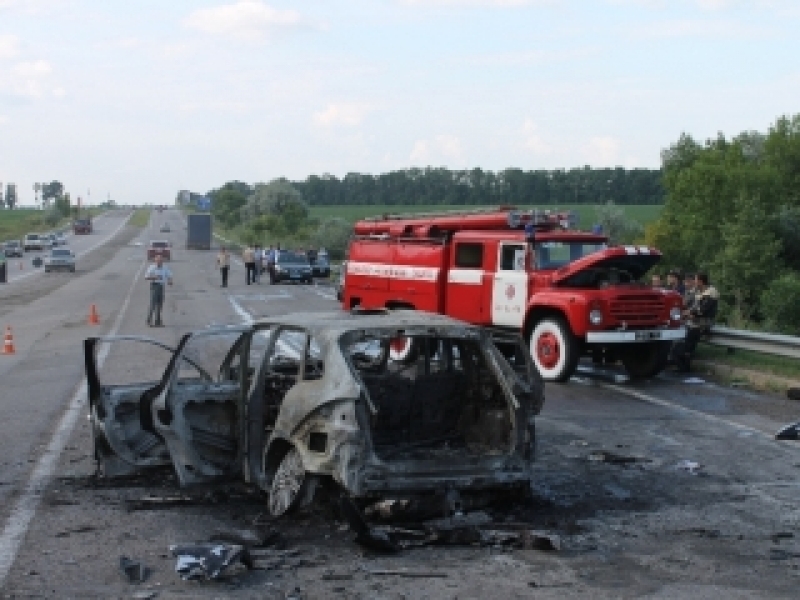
<box><xmin>88</xmin><ymin>304</ymin><xmax>100</xmax><ymax>325</ymax></box>
<box><xmin>2</xmin><ymin>326</ymin><xmax>15</xmax><ymax>355</ymax></box>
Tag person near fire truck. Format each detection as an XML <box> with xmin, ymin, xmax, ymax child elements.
<box><xmin>243</xmin><ymin>244</ymin><xmax>256</xmax><ymax>285</ymax></box>
<box><xmin>675</xmin><ymin>272</ymin><xmax>719</xmax><ymax>371</ymax></box>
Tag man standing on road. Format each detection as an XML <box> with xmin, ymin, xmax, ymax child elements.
<box><xmin>254</xmin><ymin>244</ymin><xmax>263</xmax><ymax>284</ymax></box>
<box><xmin>243</xmin><ymin>244</ymin><xmax>256</xmax><ymax>285</ymax></box>
<box><xmin>676</xmin><ymin>272</ymin><xmax>719</xmax><ymax>371</ymax></box>
<box><xmin>216</xmin><ymin>246</ymin><xmax>230</xmax><ymax>288</ymax></box>
<box><xmin>145</xmin><ymin>253</ymin><xmax>173</xmax><ymax>327</ymax></box>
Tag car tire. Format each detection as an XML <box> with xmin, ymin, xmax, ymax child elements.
<box><xmin>621</xmin><ymin>341</ymin><xmax>671</xmax><ymax>379</ymax></box>
<box><xmin>529</xmin><ymin>317</ymin><xmax>580</xmax><ymax>382</ymax></box>
<box><xmin>44</xmin><ymin>267</ymin><xmax>49</xmax><ymax>273</ymax></box>
<box><xmin>268</xmin><ymin>446</ymin><xmax>308</xmax><ymax>517</ymax></box>
<box><xmin>70</xmin><ymin>266</ymin><xmax>76</xmax><ymax>273</ymax></box>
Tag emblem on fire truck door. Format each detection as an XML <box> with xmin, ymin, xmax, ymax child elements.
<box><xmin>506</xmin><ymin>284</ymin><xmax>515</xmax><ymax>300</ymax></box>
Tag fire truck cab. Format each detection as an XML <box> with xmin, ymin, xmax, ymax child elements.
<box><xmin>343</xmin><ymin>208</ymin><xmax>685</xmax><ymax>382</ymax></box>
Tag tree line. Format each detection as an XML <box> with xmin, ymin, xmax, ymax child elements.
<box><xmin>293</xmin><ymin>167</ymin><xmax>663</xmax><ymax>207</ymax></box>
<box><xmin>647</xmin><ymin>114</ymin><xmax>800</xmax><ymax>334</ymax></box>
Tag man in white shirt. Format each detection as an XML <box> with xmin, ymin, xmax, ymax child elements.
<box><xmin>145</xmin><ymin>253</ymin><xmax>173</xmax><ymax>327</ymax></box>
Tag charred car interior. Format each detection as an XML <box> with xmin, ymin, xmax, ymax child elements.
<box><xmin>85</xmin><ymin>310</ymin><xmax>544</xmax><ymax>519</ymax></box>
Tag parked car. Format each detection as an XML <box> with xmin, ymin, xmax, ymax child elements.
<box><xmin>311</xmin><ymin>254</ymin><xmax>331</xmax><ymax>278</ymax></box>
<box><xmin>54</xmin><ymin>233</ymin><xmax>67</xmax><ymax>246</ymax></box>
<box><xmin>43</xmin><ymin>247</ymin><xmax>76</xmax><ymax>273</ymax></box>
<box><xmin>23</xmin><ymin>233</ymin><xmax>49</xmax><ymax>252</ymax></box>
<box><xmin>86</xmin><ymin>310</ymin><xmax>544</xmax><ymax>517</ymax></box>
<box><xmin>46</xmin><ymin>232</ymin><xmax>59</xmax><ymax>247</ymax></box>
<box><xmin>3</xmin><ymin>240</ymin><xmax>23</xmax><ymax>258</ymax></box>
<box><xmin>147</xmin><ymin>240</ymin><xmax>171</xmax><ymax>261</ymax></box>
<box><xmin>271</xmin><ymin>250</ymin><xmax>312</xmax><ymax>284</ymax></box>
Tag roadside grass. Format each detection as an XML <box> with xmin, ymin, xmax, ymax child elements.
<box><xmin>695</xmin><ymin>343</ymin><xmax>800</xmax><ymax>381</ymax></box>
<box><xmin>309</xmin><ymin>203</ymin><xmax>663</xmax><ymax>226</ymax></box>
<box><xmin>129</xmin><ymin>208</ymin><xmax>152</xmax><ymax>228</ymax></box>
<box><xmin>0</xmin><ymin>209</ymin><xmax>56</xmax><ymax>241</ymax></box>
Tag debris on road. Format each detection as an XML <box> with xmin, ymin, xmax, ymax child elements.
<box><xmin>775</xmin><ymin>420</ymin><xmax>800</xmax><ymax>440</ymax></box>
<box><xmin>587</xmin><ymin>450</ymin><xmax>648</xmax><ymax>465</ymax></box>
<box><xmin>340</xmin><ymin>496</ymin><xmax>561</xmax><ymax>554</ymax></box>
<box><xmin>170</xmin><ymin>543</ymin><xmax>253</xmax><ymax>581</ymax></box>
<box><xmin>119</xmin><ymin>555</ymin><xmax>149</xmax><ymax>584</ymax></box>
<box><xmin>787</xmin><ymin>388</ymin><xmax>800</xmax><ymax>401</ymax></box>
<box><xmin>683</xmin><ymin>377</ymin><xmax>706</xmax><ymax>384</ymax></box>
<box><xmin>676</xmin><ymin>460</ymin><xmax>702</xmax><ymax>475</ymax></box>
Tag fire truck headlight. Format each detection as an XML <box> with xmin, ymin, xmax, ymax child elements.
<box><xmin>670</xmin><ymin>306</ymin><xmax>682</xmax><ymax>321</ymax></box>
<box><xmin>589</xmin><ymin>309</ymin><xmax>603</xmax><ymax>326</ymax></box>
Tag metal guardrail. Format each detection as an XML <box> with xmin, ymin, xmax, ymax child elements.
<box><xmin>707</xmin><ymin>326</ymin><xmax>800</xmax><ymax>360</ymax></box>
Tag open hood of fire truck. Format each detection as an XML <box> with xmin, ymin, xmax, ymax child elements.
<box><xmin>549</xmin><ymin>245</ymin><xmax>662</xmax><ymax>285</ymax></box>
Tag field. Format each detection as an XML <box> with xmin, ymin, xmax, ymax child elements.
<box><xmin>309</xmin><ymin>203</ymin><xmax>662</xmax><ymax>226</ymax></box>
<box><xmin>0</xmin><ymin>209</ymin><xmax>59</xmax><ymax>242</ymax></box>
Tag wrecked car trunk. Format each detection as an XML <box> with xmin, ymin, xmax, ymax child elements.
<box><xmin>85</xmin><ymin>310</ymin><xmax>544</xmax><ymax>518</ymax></box>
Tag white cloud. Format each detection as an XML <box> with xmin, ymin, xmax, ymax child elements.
<box><xmin>521</xmin><ymin>119</ymin><xmax>552</xmax><ymax>155</ymax></box>
<box><xmin>410</xmin><ymin>134</ymin><xmax>464</xmax><ymax>163</ymax></box>
<box><xmin>0</xmin><ymin>34</ymin><xmax>19</xmax><ymax>59</ymax></box>
<box><xmin>581</xmin><ymin>136</ymin><xmax>621</xmax><ymax>165</ymax></box>
<box><xmin>635</xmin><ymin>18</ymin><xmax>773</xmax><ymax>39</ymax></box>
<box><xmin>399</xmin><ymin>0</ymin><xmax>544</xmax><ymax>6</ymax></box>
<box><xmin>313</xmin><ymin>103</ymin><xmax>373</xmax><ymax>127</ymax></box>
<box><xmin>0</xmin><ymin>115</ymin><xmax>7</xmax><ymax>125</ymax></box>
<box><xmin>184</xmin><ymin>1</ymin><xmax>306</xmax><ymax>42</ymax></box>
<box><xmin>6</xmin><ymin>59</ymin><xmax>63</xmax><ymax>99</ymax></box>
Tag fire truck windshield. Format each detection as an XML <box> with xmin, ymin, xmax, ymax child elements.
<box><xmin>533</xmin><ymin>241</ymin><xmax>607</xmax><ymax>270</ymax></box>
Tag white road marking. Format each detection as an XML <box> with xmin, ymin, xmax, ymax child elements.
<box><xmin>8</xmin><ymin>212</ymin><xmax>133</xmax><ymax>285</ymax></box>
<box><xmin>0</xmin><ymin>259</ymin><xmax>148</xmax><ymax>585</ymax></box>
<box><xmin>602</xmin><ymin>383</ymin><xmax>796</xmax><ymax>446</ymax></box>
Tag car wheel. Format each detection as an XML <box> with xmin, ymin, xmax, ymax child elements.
<box><xmin>529</xmin><ymin>317</ymin><xmax>580</xmax><ymax>382</ymax></box>
<box><xmin>621</xmin><ymin>341</ymin><xmax>671</xmax><ymax>379</ymax></box>
<box><xmin>44</xmin><ymin>267</ymin><xmax>49</xmax><ymax>273</ymax></box>
<box><xmin>70</xmin><ymin>266</ymin><xmax>76</xmax><ymax>273</ymax></box>
<box><xmin>268</xmin><ymin>447</ymin><xmax>308</xmax><ymax>517</ymax></box>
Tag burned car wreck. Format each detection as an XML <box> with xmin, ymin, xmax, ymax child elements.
<box><xmin>85</xmin><ymin>310</ymin><xmax>544</xmax><ymax>517</ymax></box>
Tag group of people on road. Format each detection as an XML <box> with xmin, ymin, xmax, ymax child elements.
<box><xmin>652</xmin><ymin>269</ymin><xmax>720</xmax><ymax>372</ymax></box>
<box><xmin>214</xmin><ymin>244</ymin><xmax>325</xmax><ymax>287</ymax></box>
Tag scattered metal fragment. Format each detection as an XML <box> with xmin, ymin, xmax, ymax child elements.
<box><xmin>119</xmin><ymin>555</ymin><xmax>149</xmax><ymax>584</ymax></box>
<box><xmin>55</xmin><ymin>525</ymin><xmax>97</xmax><ymax>537</ymax></box>
<box><xmin>587</xmin><ymin>450</ymin><xmax>647</xmax><ymax>465</ymax></box>
<box><xmin>366</xmin><ymin>568</ymin><xmax>448</xmax><ymax>578</ymax></box>
<box><xmin>321</xmin><ymin>570</ymin><xmax>354</xmax><ymax>581</ymax></box>
<box><xmin>775</xmin><ymin>421</ymin><xmax>800</xmax><ymax>441</ymax></box>
<box><xmin>170</xmin><ymin>543</ymin><xmax>253</xmax><ymax>581</ymax></box>
<box><xmin>675</xmin><ymin>459</ymin><xmax>702</xmax><ymax>475</ymax></box>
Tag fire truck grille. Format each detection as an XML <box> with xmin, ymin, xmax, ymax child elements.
<box><xmin>609</xmin><ymin>295</ymin><xmax>664</xmax><ymax>324</ymax></box>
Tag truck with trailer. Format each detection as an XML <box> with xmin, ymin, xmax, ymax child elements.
<box><xmin>186</xmin><ymin>213</ymin><xmax>212</xmax><ymax>250</ymax></box>
<box><xmin>341</xmin><ymin>207</ymin><xmax>685</xmax><ymax>382</ymax></box>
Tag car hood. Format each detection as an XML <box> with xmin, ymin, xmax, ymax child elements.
<box><xmin>549</xmin><ymin>245</ymin><xmax>662</xmax><ymax>284</ymax></box>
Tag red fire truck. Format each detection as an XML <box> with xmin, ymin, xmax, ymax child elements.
<box><xmin>342</xmin><ymin>207</ymin><xmax>685</xmax><ymax>382</ymax></box>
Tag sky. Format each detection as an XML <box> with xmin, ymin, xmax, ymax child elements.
<box><xmin>0</xmin><ymin>0</ymin><xmax>798</xmax><ymax>206</ymax></box>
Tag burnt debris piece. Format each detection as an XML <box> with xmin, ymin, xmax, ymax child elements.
<box><xmin>339</xmin><ymin>496</ymin><xmax>560</xmax><ymax>554</ymax></box>
<box><xmin>170</xmin><ymin>543</ymin><xmax>253</xmax><ymax>581</ymax></box>
<box><xmin>776</xmin><ymin>420</ymin><xmax>800</xmax><ymax>440</ymax></box>
<box><xmin>119</xmin><ymin>555</ymin><xmax>150</xmax><ymax>584</ymax></box>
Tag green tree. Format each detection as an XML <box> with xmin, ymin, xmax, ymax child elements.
<box><xmin>312</xmin><ymin>217</ymin><xmax>352</xmax><ymax>260</ymax></box>
<box><xmin>710</xmin><ymin>196</ymin><xmax>782</xmax><ymax>322</ymax></box>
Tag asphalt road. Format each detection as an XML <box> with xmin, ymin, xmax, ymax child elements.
<box><xmin>1</xmin><ymin>208</ymin><xmax>799</xmax><ymax>598</ymax></box>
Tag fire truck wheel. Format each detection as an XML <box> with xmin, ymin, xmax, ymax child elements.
<box><xmin>621</xmin><ymin>341</ymin><xmax>671</xmax><ymax>379</ymax></box>
<box><xmin>388</xmin><ymin>336</ymin><xmax>418</xmax><ymax>364</ymax></box>
<box><xmin>529</xmin><ymin>318</ymin><xmax>579</xmax><ymax>382</ymax></box>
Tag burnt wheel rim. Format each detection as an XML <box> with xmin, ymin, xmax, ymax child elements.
<box><xmin>536</xmin><ymin>331</ymin><xmax>561</xmax><ymax>370</ymax></box>
<box><xmin>268</xmin><ymin>448</ymin><xmax>306</xmax><ymax>517</ymax></box>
